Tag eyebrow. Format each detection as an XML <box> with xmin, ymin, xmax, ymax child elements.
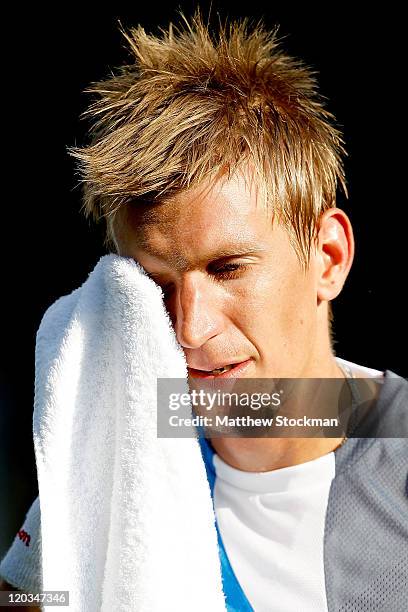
<box><xmin>204</xmin><ymin>244</ymin><xmax>266</xmax><ymax>260</ymax></box>
<box><xmin>139</xmin><ymin>240</ymin><xmax>267</xmax><ymax>271</ymax></box>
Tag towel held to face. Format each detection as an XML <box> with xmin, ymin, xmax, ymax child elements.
<box><xmin>33</xmin><ymin>254</ymin><xmax>226</xmax><ymax>611</ymax></box>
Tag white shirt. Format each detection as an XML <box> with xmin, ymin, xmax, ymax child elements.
<box><xmin>212</xmin><ymin>357</ymin><xmax>383</xmax><ymax>612</ymax></box>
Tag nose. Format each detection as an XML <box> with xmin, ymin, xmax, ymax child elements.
<box><xmin>169</xmin><ymin>273</ymin><xmax>225</xmax><ymax>349</ymax></box>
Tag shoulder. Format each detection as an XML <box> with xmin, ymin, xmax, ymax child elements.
<box><xmin>375</xmin><ymin>369</ymin><xmax>408</xmax><ymax>436</ymax></box>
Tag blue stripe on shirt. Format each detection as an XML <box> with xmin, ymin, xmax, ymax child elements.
<box><xmin>198</xmin><ymin>435</ymin><xmax>254</xmax><ymax>612</ymax></box>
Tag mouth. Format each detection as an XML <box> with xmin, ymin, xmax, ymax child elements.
<box><xmin>187</xmin><ymin>358</ymin><xmax>253</xmax><ymax>379</ymax></box>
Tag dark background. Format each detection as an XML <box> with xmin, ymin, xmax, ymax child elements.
<box><xmin>1</xmin><ymin>1</ymin><xmax>406</xmax><ymax>555</ymax></box>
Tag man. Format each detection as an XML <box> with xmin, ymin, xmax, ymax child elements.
<box><xmin>1</xmin><ymin>11</ymin><xmax>407</xmax><ymax>611</ymax></box>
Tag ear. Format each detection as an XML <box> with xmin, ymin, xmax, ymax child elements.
<box><xmin>316</xmin><ymin>208</ymin><xmax>354</xmax><ymax>302</ymax></box>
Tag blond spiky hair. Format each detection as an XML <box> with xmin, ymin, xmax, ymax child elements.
<box><xmin>69</xmin><ymin>9</ymin><xmax>348</xmax><ymax>268</ymax></box>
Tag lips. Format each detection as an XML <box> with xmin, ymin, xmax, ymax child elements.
<box><xmin>188</xmin><ymin>358</ymin><xmax>253</xmax><ymax>379</ymax></box>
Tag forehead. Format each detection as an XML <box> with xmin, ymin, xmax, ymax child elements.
<box><xmin>119</xmin><ymin>171</ymin><xmax>274</xmax><ymax>265</ymax></box>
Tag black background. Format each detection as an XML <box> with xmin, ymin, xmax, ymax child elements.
<box><xmin>1</xmin><ymin>1</ymin><xmax>406</xmax><ymax>553</ymax></box>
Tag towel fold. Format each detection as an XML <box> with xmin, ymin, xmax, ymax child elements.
<box><xmin>33</xmin><ymin>254</ymin><xmax>226</xmax><ymax>611</ymax></box>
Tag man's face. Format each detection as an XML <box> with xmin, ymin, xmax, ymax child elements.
<box><xmin>115</xmin><ymin>171</ymin><xmax>323</xmax><ymax>378</ymax></box>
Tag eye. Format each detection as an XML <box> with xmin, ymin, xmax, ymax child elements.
<box><xmin>211</xmin><ymin>262</ymin><xmax>248</xmax><ymax>280</ymax></box>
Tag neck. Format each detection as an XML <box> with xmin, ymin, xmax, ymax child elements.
<box><xmin>209</xmin><ymin>436</ymin><xmax>346</xmax><ymax>472</ymax></box>
<box><xmin>210</xmin><ymin>354</ymin><xmax>347</xmax><ymax>472</ymax></box>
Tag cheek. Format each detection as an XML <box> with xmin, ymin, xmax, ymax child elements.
<box><xmin>278</xmin><ymin>274</ymin><xmax>316</xmax><ymax>342</ymax></box>
<box><xmin>227</xmin><ymin>265</ymin><xmax>316</xmax><ymax>346</ymax></box>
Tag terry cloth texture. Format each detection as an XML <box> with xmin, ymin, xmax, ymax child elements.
<box><xmin>4</xmin><ymin>254</ymin><xmax>226</xmax><ymax>612</ymax></box>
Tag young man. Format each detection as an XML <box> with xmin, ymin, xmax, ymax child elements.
<box><xmin>1</xmin><ymin>12</ymin><xmax>407</xmax><ymax>611</ymax></box>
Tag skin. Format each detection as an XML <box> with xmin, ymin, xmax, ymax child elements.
<box><xmin>114</xmin><ymin>168</ymin><xmax>358</xmax><ymax>471</ymax></box>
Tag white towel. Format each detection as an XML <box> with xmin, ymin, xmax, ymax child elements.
<box><xmin>33</xmin><ymin>254</ymin><xmax>226</xmax><ymax>612</ymax></box>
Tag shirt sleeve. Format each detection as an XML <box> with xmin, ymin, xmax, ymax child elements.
<box><xmin>0</xmin><ymin>495</ymin><xmax>42</xmax><ymax>592</ymax></box>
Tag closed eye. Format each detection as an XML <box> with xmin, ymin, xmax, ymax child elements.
<box><xmin>147</xmin><ymin>262</ymin><xmax>249</xmax><ymax>297</ymax></box>
<box><xmin>210</xmin><ymin>262</ymin><xmax>249</xmax><ymax>279</ymax></box>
